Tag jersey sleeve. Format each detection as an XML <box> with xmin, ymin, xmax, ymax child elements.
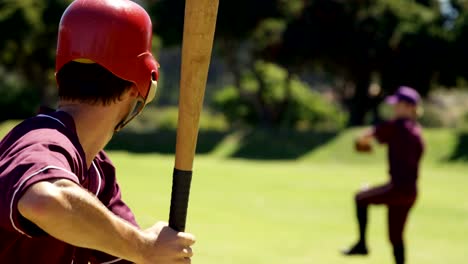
<box><xmin>373</xmin><ymin>120</ymin><xmax>395</xmax><ymax>144</ymax></box>
<box><xmin>89</xmin><ymin>152</ymin><xmax>138</xmax><ymax>264</ymax></box>
<box><xmin>93</xmin><ymin>151</ymin><xmax>139</xmax><ymax>226</ymax></box>
<box><xmin>87</xmin><ymin>195</ymin><xmax>138</xmax><ymax>263</ymax></box>
<box><xmin>108</xmin><ymin>182</ymin><xmax>139</xmax><ymax>226</ymax></box>
<box><xmin>0</xmin><ymin>142</ymin><xmax>83</xmax><ymax>237</ymax></box>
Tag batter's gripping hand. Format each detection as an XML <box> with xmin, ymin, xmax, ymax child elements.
<box><xmin>139</xmin><ymin>222</ymin><xmax>195</xmax><ymax>264</ymax></box>
<box><xmin>355</xmin><ymin>139</ymin><xmax>372</xmax><ymax>153</ymax></box>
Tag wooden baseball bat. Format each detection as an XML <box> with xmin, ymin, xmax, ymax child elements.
<box><xmin>169</xmin><ymin>0</ymin><xmax>219</xmax><ymax>232</ymax></box>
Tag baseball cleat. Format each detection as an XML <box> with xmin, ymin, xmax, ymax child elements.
<box><xmin>341</xmin><ymin>243</ymin><xmax>369</xmax><ymax>256</ymax></box>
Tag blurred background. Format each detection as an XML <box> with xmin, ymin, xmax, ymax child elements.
<box><xmin>1</xmin><ymin>1</ymin><xmax>468</xmax><ymax>263</ymax></box>
<box><xmin>3</xmin><ymin>0</ymin><xmax>468</xmax><ymax>133</ymax></box>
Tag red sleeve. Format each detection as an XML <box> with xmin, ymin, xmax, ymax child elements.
<box><xmin>73</xmin><ymin>181</ymin><xmax>138</xmax><ymax>264</ymax></box>
<box><xmin>88</xmin><ymin>190</ymin><xmax>138</xmax><ymax>264</ymax></box>
<box><xmin>89</xmin><ymin>152</ymin><xmax>138</xmax><ymax>264</ymax></box>
<box><xmin>373</xmin><ymin>120</ymin><xmax>395</xmax><ymax>144</ymax></box>
<box><xmin>93</xmin><ymin>151</ymin><xmax>138</xmax><ymax>227</ymax></box>
<box><xmin>0</xmin><ymin>143</ymin><xmax>82</xmax><ymax>237</ymax></box>
<box><xmin>107</xmin><ymin>182</ymin><xmax>139</xmax><ymax>226</ymax></box>
<box><xmin>88</xmin><ymin>188</ymin><xmax>137</xmax><ymax>263</ymax></box>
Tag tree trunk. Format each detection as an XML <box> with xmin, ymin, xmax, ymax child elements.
<box><xmin>347</xmin><ymin>70</ymin><xmax>371</xmax><ymax>126</ymax></box>
<box><xmin>251</xmin><ymin>64</ymin><xmax>274</xmax><ymax>127</ymax></box>
<box><xmin>22</xmin><ymin>60</ymin><xmax>56</xmax><ymax>108</ymax></box>
<box><xmin>221</xmin><ymin>39</ymin><xmax>265</xmax><ymax>125</ymax></box>
<box><xmin>277</xmin><ymin>70</ymin><xmax>293</xmax><ymax>126</ymax></box>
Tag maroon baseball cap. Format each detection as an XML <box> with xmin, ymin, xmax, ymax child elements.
<box><xmin>385</xmin><ymin>86</ymin><xmax>421</xmax><ymax>105</ymax></box>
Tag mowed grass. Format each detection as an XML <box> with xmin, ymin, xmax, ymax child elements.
<box><xmin>0</xmin><ymin>121</ymin><xmax>466</xmax><ymax>263</ymax></box>
<box><xmin>109</xmin><ymin>129</ymin><xmax>468</xmax><ymax>264</ymax></box>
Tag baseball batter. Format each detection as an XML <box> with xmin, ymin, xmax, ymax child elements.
<box><xmin>0</xmin><ymin>1</ymin><xmax>194</xmax><ymax>263</ymax></box>
<box><xmin>343</xmin><ymin>86</ymin><xmax>425</xmax><ymax>264</ymax></box>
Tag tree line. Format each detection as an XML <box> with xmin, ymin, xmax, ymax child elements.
<box><xmin>1</xmin><ymin>0</ymin><xmax>468</xmax><ymax>127</ymax></box>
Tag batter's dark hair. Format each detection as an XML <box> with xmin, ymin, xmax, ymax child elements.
<box><xmin>56</xmin><ymin>61</ymin><xmax>134</xmax><ymax>105</ymax></box>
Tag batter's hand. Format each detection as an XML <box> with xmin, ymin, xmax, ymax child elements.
<box><xmin>138</xmin><ymin>221</ymin><xmax>195</xmax><ymax>264</ymax></box>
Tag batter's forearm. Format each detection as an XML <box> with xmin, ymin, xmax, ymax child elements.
<box><xmin>18</xmin><ymin>180</ymin><xmax>148</xmax><ymax>263</ymax></box>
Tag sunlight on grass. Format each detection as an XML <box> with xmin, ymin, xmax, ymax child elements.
<box><xmin>0</xmin><ymin>121</ymin><xmax>466</xmax><ymax>263</ymax></box>
<box><xmin>111</xmin><ymin>152</ymin><xmax>468</xmax><ymax>264</ymax></box>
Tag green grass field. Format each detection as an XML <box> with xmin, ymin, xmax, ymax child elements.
<box><xmin>109</xmin><ymin>129</ymin><xmax>467</xmax><ymax>264</ymax></box>
<box><xmin>1</xmin><ymin>121</ymin><xmax>467</xmax><ymax>263</ymax></box>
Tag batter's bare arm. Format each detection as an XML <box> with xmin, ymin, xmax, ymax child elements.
<box><xmin>18</xmin><ymin>180</ymin><xmax>194</xmax><ymax>264</ymax></box>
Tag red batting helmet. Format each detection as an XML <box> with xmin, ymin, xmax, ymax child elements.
<box><xmin>56</xmin><ymin>0</ymin><xmax>159</xmax><ymax>129</ymax></box>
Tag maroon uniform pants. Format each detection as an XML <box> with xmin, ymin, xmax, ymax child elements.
<box><xmin>355</xmin><ymin>183</ymin><xmax>416</xmax><ymax>245</ymax></box>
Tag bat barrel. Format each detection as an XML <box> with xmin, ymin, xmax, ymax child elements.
<box><xmin>169</xmin><ymin>169</ymin><xmax>193</xmax><ymax>232</ymax></box>
<box><xmin>169</xmin><ymin>0</ymin><xmax>219</xmax><ymax>232</ymax></box>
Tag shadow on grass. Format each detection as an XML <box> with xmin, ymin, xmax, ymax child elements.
<box><xmin>231</xmin><ymin>129</ymin><xmax>338</xmax><ymax>160</ymax></box>
<box><xmin>106</xmin><ymin>129</ymin><xmax>227</xmax><ymax>154</ymax></box>
<box><xmin>448</xmin><ymin>132</ymin><xmax>468</xmax><ymax>161</ymax></box>
<box><xmin>107</xmin><ymin>128</ymin><xmax>339</xmax><ymax>160</ymax></box>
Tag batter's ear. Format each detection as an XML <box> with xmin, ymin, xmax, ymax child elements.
<box><xmin>118</xmin><ymin>85</ymin><xmax>139</xmax><ymax>102</ymax></box>
<box><xmin>129</xmin><ymin>85</ymin><xmax>139</xmax><ymax>98</ymax></box>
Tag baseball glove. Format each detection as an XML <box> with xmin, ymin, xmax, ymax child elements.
<box><xmin>355</xmin><ymin>139</ymin><xmax>372</xmax><ymax>153</ymax></box>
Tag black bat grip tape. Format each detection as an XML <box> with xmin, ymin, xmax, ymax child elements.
<box><xmin>169</xmin><ymin>168</ymin><xmax>193</xmax><ymax>232</ymax></box>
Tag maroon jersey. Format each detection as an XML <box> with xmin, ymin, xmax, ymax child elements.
<box><xmin>374</xmin><ymin>118</ymin><xmax>425</xmax><ymax>191</ymax></box>
<box><xmin>0</xmin><ymin>110</ymin><xmax>136</xmax><ymax>264</ymax></box>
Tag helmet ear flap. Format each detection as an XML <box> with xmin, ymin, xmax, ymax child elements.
<box><xmin>152</xmin><ymin>69</ymin><xmax>159</xmax><ymax>82</ymax></box>
<box><xmin>114</xmin><ymin>98</ymin><xmax>145</xmax><ymax>132</ymax></box>
<box><xmin>115</xmin><ymin>70</ymin><xmax>157</xmax><ymax>131</ymax></box>
<box><xmin>145</xmin><ymin>71</ymin><xmax>158</xmax><ymax>104</ymax></box>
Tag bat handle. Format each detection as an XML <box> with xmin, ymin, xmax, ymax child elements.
<box><xmin>169</xmin><ymin>168</ymin><xmax>193</xmax><ymax>232</ymax></box>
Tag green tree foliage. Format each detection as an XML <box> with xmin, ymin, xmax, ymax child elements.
<box><xmin>149</xmin><ymin>0</ymin><xmax>463</xmax><ymax>127</ymax></box>
<box><xmin>0</xmin><ymin>70</ymin><xmax>40</xmax><ymax>120</ymax></box>
<box><xmin>279</xmin><ymin>0</ymin><xmax>453</xmax><ymax>125</ymax></box>
<box><xmin>0</xmin><ymin>0</ymin><xmax>70</xmax><ymax>120</ymax></box>
<box><xmin>0</xmin><ymin>0</ymin><xmax>465</xmax><ymax>128</ymax></box>
<box><xmin>439</xmin><ymin>1</ymin><xmax>468</xmax><ymax>85</ymax></box>
<box><xmin>213</xmin><ymin>61</ymin><xmax>346</xmax><ymax>130</ymax></box>
<box><xmin>150</xmin><ymin>0</ymin><xmax>302</xmax><ymax>128</ymax></box>
<box><xmin>150</xmin><ymin>0</ymin><xmax>281</xmax><ymax>44</ymax></box>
